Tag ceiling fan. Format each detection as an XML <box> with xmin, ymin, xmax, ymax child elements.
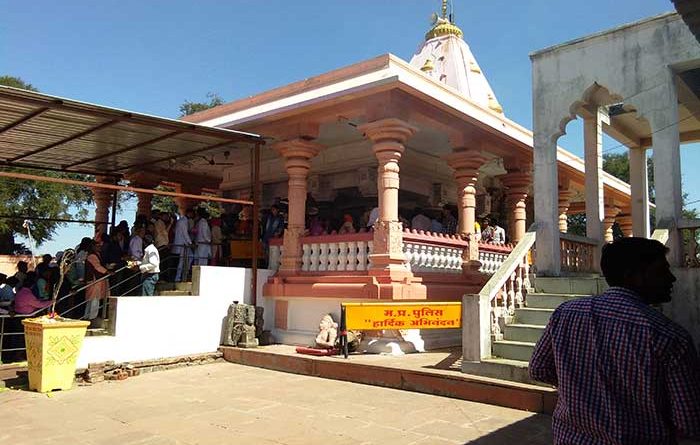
<box><xmin>196</xmin><ymin>150</ymin><xmax>235</xmax><ymax>166</ymax></box>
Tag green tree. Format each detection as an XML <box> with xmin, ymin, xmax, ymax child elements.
<box><xmin>0</xmin><ymin>75</ymin><xmax>38</xmax><ymax>91</ymax></box>
<box><xmin>0</xmin><ymin>76</ymin><xmax>95</xmax><ymax>253</ymax></box>
<box><xmin>178</xmin><ymin>92</ymin><xmax>224</xmax><ymax>117</ymax></box>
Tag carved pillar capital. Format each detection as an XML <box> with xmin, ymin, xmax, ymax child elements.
<box><xmin>359</xmin><ymin>118</ymin><xmax>417</xmax><ymax>276</ymax></box>
<box><xmin>557</xmin><ymin>188</ymin><xmax>576</xmax><ymax>233</ymax></box>
<box><xmin>500</xmin><ymin>171</ymin><xmax>530</xmax><ymax>244</ymax></box>
<box><xmin>273</xmin><ymin>138</ymin><xmax>325</xmax><ymax>274</ymax></box>
<box><xmin>603</xmin><ymin>205</ymin><xmax>621</xmax><ymax>243</ymax></box>
<box><xmin>445</xmin><ymin>149</ymin><xmax>487</xmax><ymax>238</ymax></box>
<box><xmin>616</xmin><ymin>213</ymin><xmax>633</xmax><ymax>237</ymax></box>
<box><xmin>91</xmin><ymin>177</ymin><xmax>117</xmax><ymax>236</ymax></box>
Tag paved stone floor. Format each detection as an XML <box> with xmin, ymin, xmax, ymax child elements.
<box><xmin>0</xmin><ymin>362</ymin><xmax>552</xmax><ymax>445</ymax></box>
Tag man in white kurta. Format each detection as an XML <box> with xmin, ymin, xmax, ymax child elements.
<box><xmin>172</xmin><ymin>210</ymin><xmax>193</xmax><ymax>281</ymax></box>
<box><xmin>194</xmin><ymin>209</ymin><xmax>211</xmax><ymax>266</ymax></box>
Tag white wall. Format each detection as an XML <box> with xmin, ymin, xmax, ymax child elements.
<box><xmin>663</xmin><ymin>268</ymin><xmax>700</xmax><ymax>351</ymax></box>
<box><xmin>77</xmin><ymin>266</ymin><xmax>274</xmax><ymax>368</ymax></box>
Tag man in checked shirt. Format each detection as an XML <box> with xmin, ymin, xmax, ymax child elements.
<box><xmin>530</xmin><ymin>237</ymin><xmax>700</xmax><ymax>444</ymax></box>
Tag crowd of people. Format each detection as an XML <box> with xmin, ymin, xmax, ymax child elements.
<box><xmin>0</xmin><ymin>201</ymin><xmax>509</xmax><ymax>323</ymax></box>
<box><xmin>298</xmin><ymin>203</ymin><xmax>508</xmax><ymax>245</ymax></box>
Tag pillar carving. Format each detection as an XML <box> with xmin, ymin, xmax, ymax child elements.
<box><xmin>274</xmin><ymin>138</ymin><xmax>324</xmax><ymax>274</ymax></box>
<box><xmin>603</xmin><ymin>205</ymin><xmax>621</xmax><ymax>243</ymax></box>
<box><xmin>558</xmin><ymin>188</ymin><xmax>576</xmax><ymax>233</ymax></box>
<box><xmin>172</xmin><ymin>184</ymin><xmax>200</xmax><ymax>215</ymax></box>
<box><xmin>445</xmin><ymin>149</ymin><xmax>486</xmax><ymax>274</ymax></box>
<box><xmin>358</xmin><ymin>118</ymin><xmax>416</xmax><ymax>276</ymax></box>
<box><xmin>616</xmin><ymin>213</ymin><xmax>633</xmax><ymax>237</ymax></box>
<box><xmin>92</xmin><ymin>176</ymin><xmax>115</xmax><ymax>236</ymax></box>
<box><xmin>445</xmin><ymin>149</ymin><xmax>487</xmax><ymax>238</ymax></box>
<box><xmin>499</xmin><ymin>171</ymin><xmax>530</xmax><ymax>244</ymax></box>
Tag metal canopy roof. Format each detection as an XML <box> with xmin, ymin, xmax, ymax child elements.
<box><xmin>0</xmin><ymin>86</ymin><xmax>262</xmax><ymax>177</ymax></box>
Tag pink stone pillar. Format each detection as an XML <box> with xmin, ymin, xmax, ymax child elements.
<box><xmin>558</xmin><ymin>188</ymin><xmax>576</xmax><ymax>233</ymax></box>
<box><xmin>92</xmin><ymin>175</ymin><xmax>117</xmax><ymax>236</ymax></box>
<box><xmin>603</xmin><ymin>205</ymin><xmax>621</xmax><ymax>243</ymax></box>
<box><xmin>500</xmin><ymin>172</ymin><xmax>530</xmax><ymax>244</ymax></box>
<box><xmin>136</xmin><ymin>192</ymin><xmax>154</xmax><ymax>218</ymax></box>
<box><xmin>92</xmin><ymin>188</ymin><xmax>112</xmax><ymax>236</ymax></box>
<box><xmin>359</xmin><ymin>118</ymin><xmax>416</xmax><ymax>275</ymax></box>
<box><xmin>274</xmin><ymin>138</ymin><xmax>323</xmax><ymax>274</ymax></box>
<box><xmin>446</xmin><ymin>149</ymin><xmax>486</xmax><ymax>237</ymax></box>
<box><xmin>173</xmin><ymin>184</ymin><xmax>199</xmax><ymax>215</ymax></box>
<box><xmin>616</xmin><ymin>214</ymin><xmax>633</xmax><ymax>237</ymax></box>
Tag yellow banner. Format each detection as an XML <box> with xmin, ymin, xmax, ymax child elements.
<box><xmin>343</xmin><ymin>302</ymin><xmax>461</xmax><ymax>330</ymax></box>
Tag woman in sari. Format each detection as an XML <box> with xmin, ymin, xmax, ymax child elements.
<box><xmin>84</xmin><ymin>238</ymin><xmax>110</xmax><ymax>322</ymax></box>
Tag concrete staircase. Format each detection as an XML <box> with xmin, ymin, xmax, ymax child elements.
<box><xmin>155</xmin><ymin>282</ymin><xmax>192</xmax><ymax>296</ymax></box>
<box><xmin>463</xmin><ymin>276</ymin><xmax>607</xmax><ymax>385</ymax></box>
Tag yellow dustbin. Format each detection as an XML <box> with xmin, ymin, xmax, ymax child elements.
<box><xmin>22</xmin><ymin>317</ymin><xmax>90</xmax><ymax>393</ymax></box>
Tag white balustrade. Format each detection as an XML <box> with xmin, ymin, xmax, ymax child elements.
<box><xmin>401</xmin><ymin>230</ymin><xmax>467</xmax><ymax>274</ymax></box>
<box><xmin>269</xmin><ymin>244</ymin><xmax>282</xmax><ymax>271</ymax></box>
<box><xmin>478</xmin><ymin>228</ymin><xmax>536</xmax><ymax>344</ymax></box>
<box><xmin>478</xmin><ymin>246</ymin><xmax>510</xmax><ymax>275</ymax></box>
<box><xmin>318</xmin><ymin>243</ymin><xmax>329</xmax><ymax>271</ymax></box>
<box><xmin>337</xmin><ymin>242</ymin><xmax>347</xmax><ymax>271</ymax></box>
<box><xmin>347</xmin><ymin>241</ymin><xmax>358</xmax><ymax>271</ymax></box>
<box><xmin>299</xmin><ymin>235</ymin><xmax>373</xmax><ymax>272</ymax></box>
<box><xmin>328</xmin><ymin>242</ymin><xmax>339</xmax><ymax>271</ymax></box>
<box><xmin>357</xmin><ymin>240</ymin><xmax>368</xmax><ymax>271</ymax></box>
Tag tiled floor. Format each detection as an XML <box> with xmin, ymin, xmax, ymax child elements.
<box><xmin>0</xmin><ymin>362</ymin><xmax>552</xmax><ymax>445</ymax></box>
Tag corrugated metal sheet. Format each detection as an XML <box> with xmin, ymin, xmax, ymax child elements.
<box><xmin>0</xmin><ymin>86</ymin><xmax>261</xmax><ymax>176</ymax></box>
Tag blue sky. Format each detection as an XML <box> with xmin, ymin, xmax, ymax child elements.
<box><xmin>2</xmin><ymin>0</ymin><xmax>698</xmax><ymax>254</ymax></box>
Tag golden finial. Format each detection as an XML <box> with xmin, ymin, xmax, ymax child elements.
<box><xmin>426</xmin><ymin>0</ymin><xmax>463</xmax><ymax>41</ymax></box>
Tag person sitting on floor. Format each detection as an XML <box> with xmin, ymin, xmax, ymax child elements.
<box><xmin>14</xmin><ymin>272</ymin><xmax>52</xmax><ymax>315</ymax></box>
<box><xmin>0</xmin><ymin>274</ymin><xmax>16</xmax><ymax>308</ymax></box>
<box><xmin>338</xmin><ymin>214</ymin><xmax>356</xmax><ymax>234</ymax></box>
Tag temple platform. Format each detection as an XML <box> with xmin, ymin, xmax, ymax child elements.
<box><xmin>219</xmin><ymin>344</ymin><xmax>557</xmax><ymax>414</ymax></box>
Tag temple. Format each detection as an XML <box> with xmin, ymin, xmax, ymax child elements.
<box><xmin>5</xmin><ymin>2</ymin><xmax>700</xmax><ymax>385</ymax></box>
<box><xmin>177</xmin><ymin>3</ymin><xmax>634</xmax><ymax>347</ymax></box>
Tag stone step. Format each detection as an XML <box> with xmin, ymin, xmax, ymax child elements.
<box><xmin>461</xmin><ymin>357</ymin><xmax>549</xmax><ymax>387</ymax></box>
<box><xmin>533</xmin><ymin>276</ymin><xmax>606</xmax><ymax>295</ymax></box>
<box><xmin>0</xmin><ymin>363</ymin><xmax>27</xmax><ymax>388</ymax></box>
<box><xmin>526</xmin><ymin>293</ymin><xmax>588</xmax><ymax>309</ymax></box>
<box><xmin>504</xmin><ymin>324</ymin><xmax>546</xmax><ymax>343</ymax></box>
<box><xmin>86</xmin><ymin>328</ymin><xmax>111</xmax><ymax>337</ymax></box>
<box><xmin>492</xmin><ymin>340</ymin><xmax>536</xmax><ymax>362</ymax></box>
<box><xmin>156</xmin><ymin>290</ymin><xmax>192</xmax><ymax>296</ymax></box>
<box><xmin>514</xmin><ymin>307</ymin><xmax>554</xmax><ymax>325</ymax></box>
<box><xmin>155</xmin><ymin>282</ymin><xmax>192</xmax><ymax>292</ymax></box>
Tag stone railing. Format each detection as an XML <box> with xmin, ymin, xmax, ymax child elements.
<box><xmin>402</xmin><ymin>229</ymin><xmax>469</xmax><ymax>274</ymax></box>
<box><xmin>678</xmin><ymin>219</ymin><xmax>700</xmax><ymax>268</ymax></box>
<box><xmin>478</xmin><ymin>242</ymin><xmax>513</xmax><ymax>274</ymax></box>
<box><xmin>300</xmin><ymin>232</ymin><xmax>374</xmax><ymax>272</ymax></box>
<box><xmin>268</xmin><ymin>238</ymin><xmax>284</xmax><ymax>271</ymax></box>
<box><xmin>560</xmin><ymin>233</ymin><xmax>597</xmax><ymax>273</ymax></box>
<box><xmin>479</xmin><ymin>226</ymin><xmax>535</xmax><ymax>342</ymax></box>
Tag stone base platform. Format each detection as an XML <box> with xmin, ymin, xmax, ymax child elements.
<box><xmin>220</xmin><ymin>344</ymin><xmax>557</xmax><ymax>414</ymax></box>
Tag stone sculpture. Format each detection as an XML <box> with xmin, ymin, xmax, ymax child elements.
<box><xmin>254</xmin><ymin>306</ymin><xmax>264</xmax><ymax>338</ymax></box>
<box><xmin>222</xmin><ymin>302</ymin><xmax>258</xmax><ymax>348</ymax></box>
<box><xmin>314</xmin><ymin>314</ymin><xmax>338</xmax><ymax>349</ymax></box>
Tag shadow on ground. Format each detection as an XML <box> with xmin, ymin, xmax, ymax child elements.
<box><xmin>464</xmin><ymin>415</ymin><xmax>552</xmax><ymax>444</ymax></box>
<box><xmin>424</xmin><ymin>349</ymin><xmax>463</xmax><ymax>371</ymax></box>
